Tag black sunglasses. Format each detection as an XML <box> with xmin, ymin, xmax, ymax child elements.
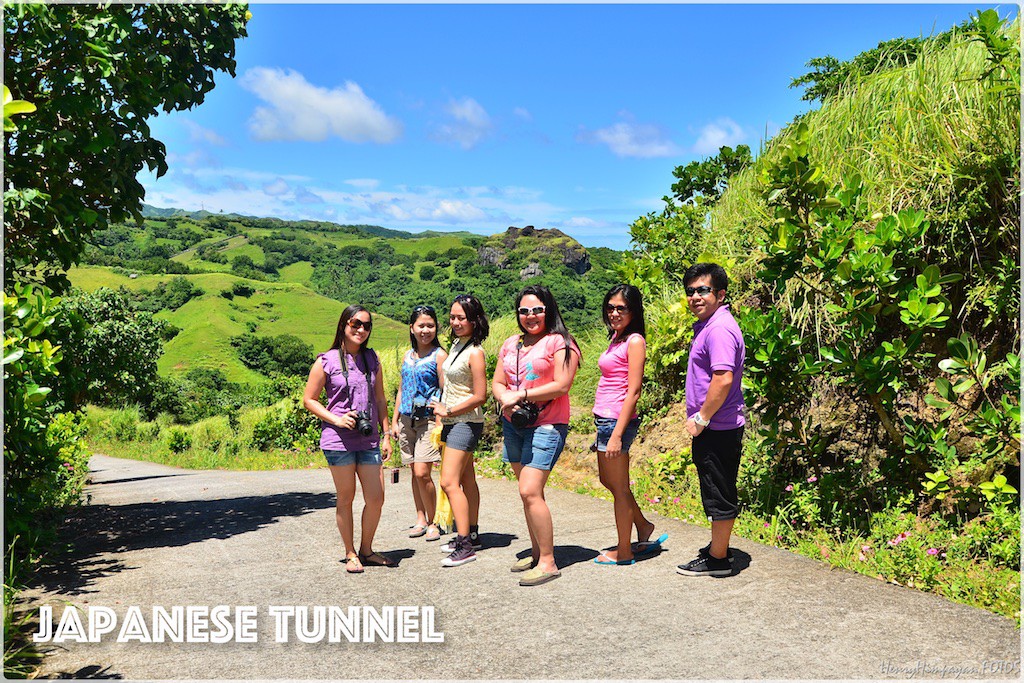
<box><xmin>413</xmin><ymin>305</ymin><xmax>435</xmax><ymax>315</ymax></box>
<box><xmin>605</xmin><ymin>304</ymin><xmax>629</xmax><ymax>314</ymax></box>
<box><xmin>685</xmin><ymin>285</ymin><xmax>715</xmax><ymax>297</ymax></box>
<box><xmin>347</xmin><ymin>319</ymin><xmax>373</xmax><ymax>331</ymax></box>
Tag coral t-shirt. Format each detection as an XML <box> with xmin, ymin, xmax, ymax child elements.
<box><xmin>499</xmin><ymin>333</ymin><xmax>581</xmax><ymax>426</ymax></box>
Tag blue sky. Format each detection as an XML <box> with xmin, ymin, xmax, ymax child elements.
<box><xmin>140</xmin><ymin>3</ymin><xmax>1012</xmax><ymax>250</ymax></box>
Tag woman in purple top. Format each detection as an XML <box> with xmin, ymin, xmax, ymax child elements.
<box><xmin>303</xmin><ymin>305</ymin><xmax>394</xmax><ymax>574</ymax></box>
<box><xmin>592</xmin><ymin>284</ymin><xmax>660</xmax><ymax>566</ymax></box>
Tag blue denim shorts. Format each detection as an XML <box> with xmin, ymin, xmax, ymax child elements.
<box><xmin>501</xmin><ymin>419</ymin><xmax>568</xmax><ymax>471</ymax></box>
<box><xmin>323</xmin><ymin>447</ymin><xmax>382</xmax><ymax>467</ymax></box>
<box><xmin>593</xmin><ymin>416</ymin><xmax>641</xmax><ymax>453</ymax></box>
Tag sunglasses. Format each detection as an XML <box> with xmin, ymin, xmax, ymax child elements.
<box><xmin>413</xmin><ymin>305</ymin><xmax>435</xmax><ymax>315</ymax></box>
<box><xmin>685</xmin><ymin>285</ymin><xmax>716</xmax><ymax>297</ymax></box>
<box><xmin>605</xmin><ymin>304</ymin><xmax>629</xmax><ymax>314</ymax></box>
<box><xmin>517</xmin><ymin>305</ymin><xmax>546</xmax><ymax>316</ymax></box>
<box><xmin>347</xmin><ymin>318</ymin><xmax>373</xmax><ymax>331</ymax></box>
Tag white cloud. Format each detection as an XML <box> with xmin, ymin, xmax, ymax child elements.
<box><xmin>563</xmin><ymin>216</ymin><xmax>598</xmax><ymax>227</ymax></box>
<box><xmin>581</xmin><ymin>121</ymin><xmax>681</xmax><ymax>158</ymax></box>
<box><xmin>426</xmin><ymin>200</ymin><xmax>487</xmax><ymax>223</ymax></box>
<box><xmin>513</xmin><ymin>107</ymin><xmax>532</xmax><ymax>121</ymax></box>
<box><xmin>181</xmin><ymin>120</ymin><xmax>227</xmax><ymax>146</ymax></box>
<box><xmin>345</xmin><ymin>178</ymin><xmax>380</xmax><ymax>190</ymax></box>
<box><xmin>239</xmin><ymin>67</ymin><xmax>402</xmax><ymax>143</ymax></box>
<box><xmin>433</xmin><ymin>97</ymin><xmax>492</xmax><ymax>150</ymax></box>
<box><xmin>263</xmin><ymin>178</ymin><xmax>290</xmax><ymax>196</ymax></box>
<box><xmin>692</xmin><ymin>118</ymin><xmax>746</xmax><ymax>155</ymax></box>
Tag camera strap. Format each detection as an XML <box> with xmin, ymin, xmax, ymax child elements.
<box><xmin>340</xmin><ymin>348</ymin><xmax>372</xmax><ymax>413</ymax></box>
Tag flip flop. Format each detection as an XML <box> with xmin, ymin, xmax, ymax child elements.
<box><xmin>593</xmin><ymin>552</ymin><xmax>635</xmax><ymax>566</ymax></box>
<box><xmin>344</xmin><ymin>556</ymin><xmax>364</xmax><ymax>574</ymax></box>
<box><xmin>634</xmin><ymin>533</ymin><xmax>669</xmax><ymax>558</ymax></box>
<box><xmin>424</xmin><ymin>526</ymin><xmax>441</xmax><ymax>542</ymax></box>
<box><xmin>358</xmin><ymin>551</ymin><xmax>396</xmax><ymax>567</ymax></box>
<box><xmin>408</xmin><ymin>524</ymin><xmax>427</xmax><ymax>538</ymax></box>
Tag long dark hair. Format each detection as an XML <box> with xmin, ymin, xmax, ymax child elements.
<box><xmin>451</xmin><ymin>294</ymin><xmax>489</xmax><ymax>347</ymax></box>
<box><xmin>408</xmin><ymin>305</ymin><xmax>442</xmax><ymax>351</ymax></box>
<box><xmin>603</xmin><ymin>284</ymin><xmax>646</xmax><ymax>341</ymax></box>
<box><xmin>515</xmin><ymin>284</ymin><xmax>575</xmax><ymax>366</ymax></box>
<box><xmin>331</xmin><ymin>304</ymin><xmax>372</xmax><ymax>352</ymax></box>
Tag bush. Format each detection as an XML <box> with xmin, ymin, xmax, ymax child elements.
<box><xmin>166</xmin><ymin>428</ymin><xmax>192</xmax><ymax>454</ymax></box>
<box><xmin>108</xmin><ymin>406</ymin><xmax>141</xmax><ymax>442</ymax></box>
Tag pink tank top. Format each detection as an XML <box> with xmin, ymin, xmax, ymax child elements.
<box><xmin>593</xmin><ymin>333</ymin><xmax>644</xmax><ymax>419</ymax></box>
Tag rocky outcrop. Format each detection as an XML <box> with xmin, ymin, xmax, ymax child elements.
<box><xmin>519</xmin><ymin>262</ymin><xmax>543</xmax><ymax>280</ymax></box>
<box><xmin>484</xmin><ymin>225</ymin><xmax>591</xmax><ymax>276</ymax></box>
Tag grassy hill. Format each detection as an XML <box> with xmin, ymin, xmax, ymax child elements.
<box><xmin>68</xmin><ymin>266</ymin><xmax>408</xmax><ymax>382</ymax></box>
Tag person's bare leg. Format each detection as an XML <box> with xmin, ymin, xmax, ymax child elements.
<box><xmin>597</xmin><ymin>451</ymin><xmax>640</xmax><ymax>561</ymax></box>
<box><xmin>440</xmin><ymin>448</ymin><xmax>472</xmax><ymax>538</ymax></box>
<box><xmin>355</xmin><ymin>464</ymin><xmax>385</xmax><ymax>555</ymax></box>
<box><xmin>518</xmin><ymin>466</ymin><xmax>557</xmax><ymax>573</ymax></box>
<box><xmin>328</xmin><ymin>464</ymin><xmax>357</xmax><ymax>556</ymax></box>
<box><xmin>709</xmin><ymin>518</ymin><xmax>735</xmax><ymax>560</ymax></box>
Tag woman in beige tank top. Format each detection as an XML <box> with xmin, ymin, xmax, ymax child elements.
<box><xmin>430</xmin><ymin>294</ymin><xmax>490</xmax><ymax>567</ymax></box>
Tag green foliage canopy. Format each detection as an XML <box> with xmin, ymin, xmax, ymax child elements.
<box><xmin>3</xmin><ymin>3</ymin><xmax>249</xmax><ymax>287</ymax></box>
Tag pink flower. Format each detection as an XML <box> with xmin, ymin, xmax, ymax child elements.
<box><xmin>653</xmin><ymin>497</ymin><xmax>661</xmax><ymax>504</ymax></box>
<box><xmin>888</xmin><ymin>532</ymin><xmax>910</xmax><ymax>546</ymax></box>
<box><xmin>807</xmin><ymin>476</ymin><xmax>818</xmax><ymax>483</ymax></box>
<box><xmin>764</xmin><ymin>522</ymin><xmax>770</xmax><ymax>528</ymax></box>
<box><xmin>672</xmin><ymin>497</ymin><xmax>680</xmax><ymax>504</ymax></box>
<box><xmin>785</xmin><ymin>484</ymin><xmax>794</xmax><ymax>492</ymax></box>
<box><xmin>861</xmin><ymin>545</ymin><xmax>873</xmax><ymax>554</ymax></box>
<box><xmin>927</xmin><ymin>548</ymin><xmax>939</xmax><ymax>556</ymax></box>
<box><xmin>668</xmin><ymin>475</ymin><xmax>676</xmax><ymax>482</ymax></box>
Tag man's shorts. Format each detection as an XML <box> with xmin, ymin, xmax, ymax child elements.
<box><xmin>691</xmin><ymin>426</ymin><xmax>744</xmax><ymax>521</ymax></box>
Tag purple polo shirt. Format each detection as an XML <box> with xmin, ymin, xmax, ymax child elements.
<box><xmin>685</xmin><ymin>305</ymin><xmax>746</xmax><ymax>430</ymax></box>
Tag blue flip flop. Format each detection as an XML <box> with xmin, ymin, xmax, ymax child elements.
<box><xmin>594</xmin><ymin>552</ymin><xmax>635</xmax><ymax>566</ymax></box>
<box><xmin>634</xmin><ymin>533</ymin><xmax>669</xmax><ymax>558</ymax></box>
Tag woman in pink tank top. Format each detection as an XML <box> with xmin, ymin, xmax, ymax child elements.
<box><xmin>592</xmin><ymin>285</ymin><xmax>662</xmax><ymax>566</ymax></box>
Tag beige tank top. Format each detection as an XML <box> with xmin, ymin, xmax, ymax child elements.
<box><xmin>440</xmin><ymin>339</ymin><xmax>484</xmax><ymax>424</ymax></box>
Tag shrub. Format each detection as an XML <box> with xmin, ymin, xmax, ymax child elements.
<box><xmin>166</xmin><ymin>428</ymin><xmax>192</xmax><ymax>454</ymax></box>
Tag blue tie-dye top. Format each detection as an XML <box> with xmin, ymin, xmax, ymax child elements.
<box><xmin>398</xmin><ymin>347</ymin><xmax>441</xmax><ymax>416</ymax></box>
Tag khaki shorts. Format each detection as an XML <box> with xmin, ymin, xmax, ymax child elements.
<box><xmin>397</xmin><ymin>414</ymin><xmax>441</xmax><ymax>464</ymax></box>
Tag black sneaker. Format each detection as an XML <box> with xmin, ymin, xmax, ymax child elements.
<box><xmin>699</xmin><ymin>543</ymin><xmax>735</xmax><ymax>563</ymax></box>
<box><xmin>440</xmin><ymin>535</ymin><xmax>483</xmax><ymax>552</ymax></box>
<box><xmin>676</xmin><ymin>555</ymin><xmax>732</xmax><ymax>577</ymax></box>
<box><xmin>441</xmin><ymin>536</ymin><xmax>477</xmax><ymax>567</ymax></box>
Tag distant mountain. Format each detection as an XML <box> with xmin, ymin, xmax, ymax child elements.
<box><xmin>140</xmin><ymin>203</ymin><xmax>478</xmax><ymax>241</ymax></box>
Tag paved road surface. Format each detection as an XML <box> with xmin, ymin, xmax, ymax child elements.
<box><xmin>23</xmin><ymin>454</ymin><xmax>1020</xmax><ymax>680</ymax></box>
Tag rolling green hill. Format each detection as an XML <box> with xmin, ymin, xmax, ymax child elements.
<box><xmin>68</xmin><ymin>266</ymin><xmax>408</xmax><ymax>382</ymax></box>
<box><xmin>73</xmin><ymin>213</ymin><xmax>623</xmax><ymax>384</ymax></box>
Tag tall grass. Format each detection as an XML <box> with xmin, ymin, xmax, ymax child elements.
<box><xmin>709</xmin><ymin>26</ymin><xmax>1019</xmax><ymax>291</ymax></box>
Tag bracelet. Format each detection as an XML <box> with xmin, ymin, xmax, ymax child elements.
<box><xmin>524</xmin><ymin>388</ymin><xmax>528</xmax><ymax>400</ymax></box>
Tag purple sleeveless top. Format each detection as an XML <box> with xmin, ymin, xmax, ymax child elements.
<box><xmin>317</xmin><ymin>348</ymin><xmax>380</xmax><ymax>452</ymax></box>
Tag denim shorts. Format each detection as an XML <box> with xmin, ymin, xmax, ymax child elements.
<box><xmin>593</xmin><ymin>416</ymin><xmax>641</xmax><ymax>453</ymax></box>
<box><xmin>501</xmin><ymin>419</ymin><xmax>568</xmax><ymax>471</ymax></box>
<box><xmin>323</xmin><ymin>447</ymin><xmax>382</xmax><ymax>467</ymax></box>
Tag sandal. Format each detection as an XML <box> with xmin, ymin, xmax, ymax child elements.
<box><xmin>358</xmin><ymin>551</ymin><xmax>396</xmax><ymax>567</ymax></box>
<box><xmin>424</xmin><ymin>525</ymin><xmax>441</xmax><ymax>542</ymax></box>
<box><xmin>408</xmin><ymin>524</ymin><xmax>428</xmax><ymax>538</ymax></box>
<box><xmin>344</xmin><ymin>555</ymin><xmax>364</xmax><ymax>574</ymax></box>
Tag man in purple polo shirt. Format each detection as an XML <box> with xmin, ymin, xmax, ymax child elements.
<box><xmin>676</xmin><ymin>262</ymin><xmax>745</xmax><ymax>577</ymax></box>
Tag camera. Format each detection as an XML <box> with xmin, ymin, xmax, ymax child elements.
<box><xmin>411</xmin><ymin>397</ymin><xmax>433</xmax><ymax>423</ymax></box>
<box><xmin>510</xmin><ymin>400</ymin><xmax>541</xmax><ymax>429</ymax></box>
<box><xmin>354</xmin><ymin>410</ymin><xmax>374</xmax><ymax>436</ymax></box>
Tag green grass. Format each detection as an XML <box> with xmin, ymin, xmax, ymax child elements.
<box><xmin>67</xmin><ymin>266</ymin><xmax>409</xmax><ymax>383</ymax></box>
<box><xmin>278</xmin><ymin>261</ymin><xmax>313</xmax><ymax>284</ymax></box>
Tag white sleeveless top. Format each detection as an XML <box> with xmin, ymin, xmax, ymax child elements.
<box><xmin>440</xmin><ymin>339</ymin><xmax>484</xmax><ymax>425</ymax></box>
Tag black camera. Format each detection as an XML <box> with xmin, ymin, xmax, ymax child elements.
<box><xmin>411</xmin><ymin>397</ymin><xmax>433</xmax><ymax>423</ymax></box>
<box><xmin>510</xmin><ymin>400</ymin><xmax>541</xmax><ymax>429</ymax></box>
<box><xmin>354</xmin><ymin>410</ymin><xmax>374</xmax><ymax>436</ymax></box>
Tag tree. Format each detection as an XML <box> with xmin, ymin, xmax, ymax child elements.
<box><xmin>4</xmin><ymin>4</ymin><xmax>250</xmax><ymax>288</ymax></box>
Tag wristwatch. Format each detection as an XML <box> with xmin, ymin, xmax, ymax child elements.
<box><xmin>692</xmin><ymin>412</ymin><xmax>710</xmax><ymax>427</ymax></box>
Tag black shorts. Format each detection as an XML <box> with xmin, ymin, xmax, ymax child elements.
<box><xmin>691</xmin><ymin>426</ymin><xmax>744</xmax><ymax>521</ymax></box>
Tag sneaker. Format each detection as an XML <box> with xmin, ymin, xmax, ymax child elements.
<box><xmin>441</xmin><ymin>536</ymin><xmax>476</xmax><ymax>567</ymax></box>
<box><xmin>676</xmin><ymin>555</ymin><xmax>732</xmax><ymax>577</ymax></box>
<box><xmin>698</xmin><ymin>543</ymin><xmax>735</xmax><ymax>563</ymax></box>
<box><xmin>440</xmin><ymin>535</ymin><xmax>483</xmax><ymax>552</ymax></box>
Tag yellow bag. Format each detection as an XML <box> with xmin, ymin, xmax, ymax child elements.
<box><xmin>432</xmin><ymin>436</ymin><xmax>454</xmax><ymax>534</ymax></box>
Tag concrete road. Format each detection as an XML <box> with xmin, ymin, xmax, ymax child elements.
<box><xmin>22</xmin><ymin>454</ymin><xmax>1020</xmax><ymax>680</ymax></box>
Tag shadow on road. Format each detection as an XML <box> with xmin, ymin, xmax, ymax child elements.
<box><xmin>32</xmin><ymin>492</ymin><xmax>335</xmax><ymax>595</ymax></box>
<box><xmin>91</xmin><ymin>474</ymin><xmax>195</xmax><ymax>486</ymax></box>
